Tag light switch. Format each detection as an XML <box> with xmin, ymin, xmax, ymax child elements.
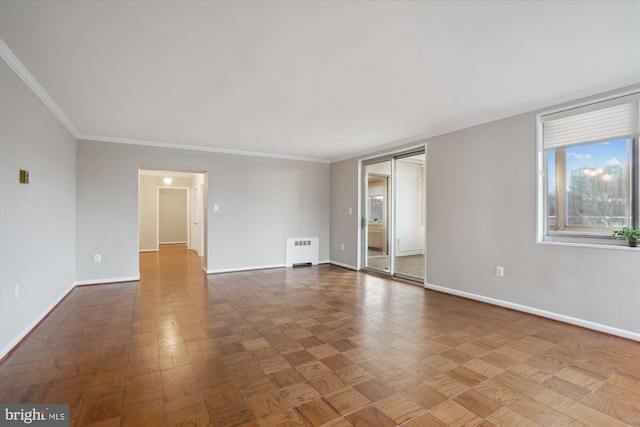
<box><xmin>214</xmin><ymin>204</ymin><xmax>219</xmax><ymax>212</ymax></box>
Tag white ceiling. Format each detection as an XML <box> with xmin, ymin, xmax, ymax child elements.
<box><xmin>1</xmin><ymin>0</ymin><xmax>638</xmax><ymax>162</ymax></box>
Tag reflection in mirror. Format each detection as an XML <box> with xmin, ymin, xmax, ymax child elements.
<box><xmin>366</xmin><ymin>171</ymin><xmax>390</xmax><ymax>270</ymax></box>
<box><xmin>368</xmin><ymin>196</ymin><xmax>384</xmax><ymax>223</ymax></box>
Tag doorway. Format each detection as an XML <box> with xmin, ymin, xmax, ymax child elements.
<box><xmin>138</xmin><ymin>169</ymin><xmax>207</xmax><ymax>259</ymax></box>
<box><xmin>361</xmin><ymin>149</ymin><xmax>425</xmax><ymax>282</ymax></box>
<box><xmin>158</xmin><ymin>187</ymin><xmax>189</xmax><ymax>247</ymax></box>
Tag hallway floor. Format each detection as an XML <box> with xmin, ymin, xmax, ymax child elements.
<box><xmin>0</xmin><ymin>245</ymin><xmax>638</xmax><ymax>426</ymax></box>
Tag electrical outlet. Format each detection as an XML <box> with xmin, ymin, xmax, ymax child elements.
<box><xmin>94</xmin><ymin>254</ymin><xmax>102</xmax><ymax>263</ymax></box>
<box><xmin>14</xmin><ymin>284</ymin><xmax>20</xmax><ymax>300</ymax></box>
<box><xmin>348</xmin><ymin>208</ymin><xmax>352</xmax><ymax>215</ymax></box>
<box><xmin>496</xmin><ymin>266</ymin><xmax>504</xmax><ymax>277</ymax></box>
<box><xmin>341</xmin><ymin>243</ymin><xmax>345</xmax><ymax>250</ymax></box>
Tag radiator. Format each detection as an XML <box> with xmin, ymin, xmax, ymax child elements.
<box><xmin>285</xmin><ymin>238</ymin><xmax>319</xmax><ymax>267</ymax></box>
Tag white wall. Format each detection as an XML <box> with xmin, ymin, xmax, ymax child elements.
<box><xmin>159</xmin><ymin>188</ymin><xmax>188</xmax><ymax>244</ymax></box>
<box><xmin>330</xmin><ymin>159</ymin><xmax>359</xmax><ymax>269</ymax></box>
<box><xmin>139</xmin><ymin>175</ymin><xmax>191</xmax><ymax>251</ymax></box>
<box><xmin>330</xmin><ymin>86</ymin><xmax>640</xmax><ymax>338</ymax></box>
<box><xmin>0</xmin><ymin>59</ymin><xmax>76</xmax><ymax>356</ymax></box>
<box><xmin>191</xmin><ymin>173</ymin><xmax>205</xmax><ymax>188</ymax></box>
<box><xmin>138</xmin><ymin>175</ymin><xmax>157</xmax><ymax>251</ymax></box>
<box><xmin>425</xmin><ymin>108</ymin><xmax>640</xmax><ymax>337</ymax></box>
<box><xmin>76</xmin><ymin>140</ymin><xmax>330</xmax><ymax>281</ymax></box>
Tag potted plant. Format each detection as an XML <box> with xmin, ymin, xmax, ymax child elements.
<box><xmin>613</xmin><ymin>227</ymin><xmax>640</xmax><ymax>247</ymax></box>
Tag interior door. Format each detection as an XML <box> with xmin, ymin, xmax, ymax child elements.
<box><xmin>190</xmin><ymin>185</ymin><xmax>202</xmax><ymax>256</ymax></box>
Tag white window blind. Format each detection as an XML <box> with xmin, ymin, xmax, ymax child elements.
<box><xmin>542</xmin><ymin>93</ymin><xmax>639</xmax><ymax>149</ymax></box>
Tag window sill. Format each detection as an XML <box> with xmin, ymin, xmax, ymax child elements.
<box><xmin>536</xmin><ymin>239</ymin><xmax>640</xmax><ymax>251</ymax></box>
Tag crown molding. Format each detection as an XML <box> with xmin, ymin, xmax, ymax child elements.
<box><xmin>78</xmin><ymin>134</ymin><xmax>331</xmax><ymax>164</ymax></box>
<box><xmin>0</xmin><ymin>38</ymin><xmax>79</xmax><ymax>138</ymax></box>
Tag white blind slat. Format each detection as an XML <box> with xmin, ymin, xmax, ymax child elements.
<box><xmin>543</xmin><ymin>102</ymin><xmax>638</xmax><ymax>149</ymax></box>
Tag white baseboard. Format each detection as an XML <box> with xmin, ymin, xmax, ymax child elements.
<box><xmin>424</xmin><ymin>282</ymin><xmax>640</xmax><ymax>342</ymax></box>
<box><xmin>330</xmin><ymin>261</ymin><xmax>358</xmax><ymax>270</ymax></box>
<box><xmin>75</xmin><ymin>275</ymin><xmax>140</xmax><ymax>286</ymax></box>
<box><xmin>160</xmin><ymin>241</ymin><xmax>187</xmax><ymax>245</ymax></box>
<box><xmin>207</xmin><ymin>264</ymin><xmax>285</xmax><ymax>274</ymax></box>
<box><xmin>139</xmin><ymin>249</ymin><xmax>157</xmax><ymax>253</ymax></box>
<box><xmin>0</xmin><ymin>282</ymin><xmax>75</xmax><ymax>360</ymax></box>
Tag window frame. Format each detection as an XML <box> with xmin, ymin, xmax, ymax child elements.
<box><xmin>536</xmin><ymin>90</ymin><xmax>640</xmax><ymax>248</ymax></box>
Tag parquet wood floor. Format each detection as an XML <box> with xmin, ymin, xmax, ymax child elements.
<box><xmin>1</xmin><ymin>244</ymin><xmax>639</xmax><ymax>426</ymax></box>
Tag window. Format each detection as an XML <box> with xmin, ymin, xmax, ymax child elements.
<box><xmin>538</xmin><ymin>91</ymin><xmax>639</xmax><ymax>245</ymax></box>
